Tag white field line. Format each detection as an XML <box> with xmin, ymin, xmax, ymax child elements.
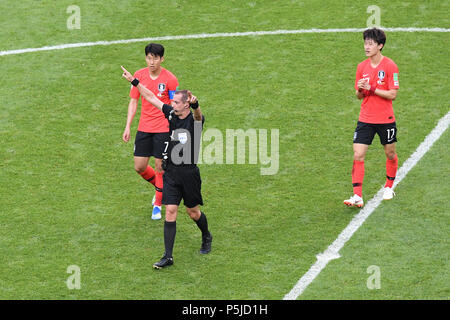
<box><xmin>2</xmin><ymin>25</ymin><xmax>449</xmax><ymax>296</ymax></box>
<box><xmin>284</xmin><ymin>111</ymin><xmax>450</xmax><ymax>300</ymax></box>
<box><xmin>1</xmin><ymin>27</ymin><xmax>449</xmax><ymax>57</ymax></box>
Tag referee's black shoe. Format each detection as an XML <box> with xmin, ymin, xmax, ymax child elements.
<box><xmin>153</xmin><ymin>256</ymin><xmax>174</xmax><ymax>269</ymax></box>
<box><xmin>200</xmin><ymin>233</ymin><xmax>213</xmax><ymax>254</ymax></box>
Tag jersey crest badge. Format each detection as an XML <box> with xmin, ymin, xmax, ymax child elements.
<box><xmin>178</xmin><ymin>132</ymin><xmax>188</xmax><ymax>144</ymax></box>
<box><xmin>377</xmin><ymin>70</ymin><xmax>386</xmax><ymax>85</ymax></box>
<box><xmin>158</xmin><ymin>83</ymin><xmax>166</xmax><ymax>97</ymax></box>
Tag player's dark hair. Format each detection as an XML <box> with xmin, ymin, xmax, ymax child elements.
<box><xmin>145</xmin><ymin>43</ymin><xmax>165</xmax><ymax>57</ymax></box>
<box><xmin>175</xmin><ymin>90</ymin><xmax>189</xmax><ymax>103</ymax></box>
<box><xmin>363</xmin><ymin>28</ymin><xmax>386</xmax><ymax>51</ymax></box>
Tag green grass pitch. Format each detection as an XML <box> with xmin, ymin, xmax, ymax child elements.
<box><xmin>0</xmin><ymin>0</ymin><xmax>448</xmax><ymax>299</ymax></box>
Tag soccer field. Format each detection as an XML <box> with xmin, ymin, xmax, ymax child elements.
<box><xmin>0</xmin><ymin>0</ymin><xmax>449</xmax><ymax>300</ymax></box>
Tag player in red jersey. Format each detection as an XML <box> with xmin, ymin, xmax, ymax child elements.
<box><xmin>122</xmin><ymin>43</ymin><xmax>179</xmax><ymax>219</ymax></box>
<box><xmin>344</xmin><ymin>28</ymin><xmax>399</xmax><ymax>208</ymax></box>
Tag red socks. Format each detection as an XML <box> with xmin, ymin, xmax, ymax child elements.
<box><xmin>351</xmin><ymin>154</ymin><xmax>398</xmax><ymax>196</ymax></box>
<box><xmin>352</xmin><ymin>160</ymin><xmax>365</xmax><ymax>197</ymax></box>
<box><xmin>154</xmin><ymin>171</ymin><xmax>164</xmax><ymax>207</ymax></box>
<box><xmin>138</xmin><ymin>166</ymin><xmax>164</xmax><ymax>206</ymax></box>
<box><xmin>385</xmin><ymin>154</ymin><xmax>398</xmax><ymax>188</ymax></box>
<box><xmin>139</xmin><ymin>166</ymin><xmax>156</xmax><ymax>185</ymax></box>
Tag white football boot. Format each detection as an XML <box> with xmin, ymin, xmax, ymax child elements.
<box><xmin>151</xmin><ymin>194</ymin><xmax>161</xmax><ymax>220</ymax></box>
<box><xmin>383</xmin><ymin>187</ymin><xmax>395</xmax><ymax>200</ymax></box>
<box><xmin>152</xmin><ymin>205</ymin><xmax>162</xmax><ymax>220</ymax></box>
<box><xmin>343</xmin><ymin>194</ymin><xmax>364</xmax><ymax>208</ymax></box>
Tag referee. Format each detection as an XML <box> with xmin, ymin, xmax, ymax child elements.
<box><xmin>121</xmin><ymin>66</ymin><xmax>212</xmax><ymax>269</ymax></box>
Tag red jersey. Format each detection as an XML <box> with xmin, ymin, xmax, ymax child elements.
<box><xmin>130</xmin><ymin>67</ymin><xmax>179</xmax><ymax>133</ymax></box>
<box><xmin>355</xmin><ymin>56</ymin><xmax>399</xmax><ymax>124</ymax></box>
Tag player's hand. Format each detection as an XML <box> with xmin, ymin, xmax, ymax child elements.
<box><xmin>122</xmin><ymin>127</ymin><xmax>130</xmax><ymax>142</ymax></box>
<box><xmin>358</xmin><ymin>78</ymin><xmax>370</xmax><ymax>90</ymax></box>
<box><xmin>357</xmin><ymin>79</ymin><xmax>366</xmax><ymax>89</ymax></box>
<box><xmin>121</xmin><ymin>66</ymin><xmax>134</xmax><ymax>82</ymax></box>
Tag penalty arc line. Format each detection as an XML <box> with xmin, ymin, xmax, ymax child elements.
<box><xmin>283</xmin><ymin>110</ymin><xmax>450</xmax><ymax>300</ymax></box>
<box><xmin>1</xmin><ymin>27</ymin><xmax>450</xmax><ymax>57</ymax></box>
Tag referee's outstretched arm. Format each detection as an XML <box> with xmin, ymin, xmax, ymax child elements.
<box><xmin>192</xmin><ymin>105</ymin><xmax>202</xmax><ymax>121</ymax></box>
<box><xmin>121</xmin><ymin>65</ymin><xmax>164</xmax><ymax>111</ymax></box>
<box><xmin>187</xmin><ymin>90</ymin><xmax>203</xmax><ymax>121</ymax></box>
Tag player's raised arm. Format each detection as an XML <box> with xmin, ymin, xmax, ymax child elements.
<box><xmin>121</xmin><ymin>66</ymin><xmax>164</xmax><ymax>111</ymax></box>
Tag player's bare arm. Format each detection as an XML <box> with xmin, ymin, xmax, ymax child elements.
<box><xmin>123</xmin><ymin>98</ymin><xmax>138</xmax><ymax>142</ymax></box>
<box><xmin>121</xmin><ymin>66</ymin><xmax>164</xmax><ymax>111</ymax></box>
<box><xmin>188</xmin><ymin>90</ymin><xmax>203</xmax><ymax>121</ymax></box>
<box><xmin>356</xmin><ymin>79</ymin><xmax>397</xmax><ymax>100</ymax></box>
<box><xmin>355</xmin><ymin>90</ymin><xmax>365</xmax><ymax>100</ymax></box>
<box><xmin>373</xmin><ymin>88</ymin><xmax>397</xmax><ymax>100</ymax></box>
<box><xmin>355</xmin><ymin>79</ymin><xmax>366</xmax><ymax>99</ymax></box>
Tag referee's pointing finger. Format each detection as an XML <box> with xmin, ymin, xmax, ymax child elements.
<box><xmin>121</xmin><ymin>66</ymin><xmax>130</xmax><ymax>79</ymax></box>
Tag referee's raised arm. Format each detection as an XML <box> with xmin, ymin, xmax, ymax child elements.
<box><xmin>188</xmin><ymin>90</ymin><xmax>202</xmax><ymax>121</ymax></box>
<box><xmin>121</xmin><ymin>65</ymin><xmax>164</xmax><ymax>111</ymax></box>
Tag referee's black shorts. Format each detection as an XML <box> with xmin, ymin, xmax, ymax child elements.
<box><xmin>134</xmin><ymin>131</ymin><xmax>170</xmax><ymax>158</ymax></box>
<box><xmin>353</xmin><ymin>121</ymin><xmax>397</xmax><ymax>145</ymax></box>
<box><xmin>162</xmin><ymin>164</ymin><xmax>203</xmax><ymax>208</ymax></box>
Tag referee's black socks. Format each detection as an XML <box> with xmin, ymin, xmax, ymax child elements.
<box><xmin>163</xmin><ymin>221</ymin><xmax>176</xmax><ymax>259</ymax></box>
<box><xmin>195</xmin><ymin>212</ymin><xmax>210</xmax><ymax>238</ymax></box>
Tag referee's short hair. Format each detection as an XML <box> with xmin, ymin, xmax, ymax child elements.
<box><xmin>145</xmin><ymin>43</ymin><xmax>165</xmax><ymax>57</ymax></box>
<box><xmin>363</xmin><ymin>28</ymin><xmax>386</xmax><ymax>51</ymax></box>
<box><xmin>174</xmin><ymin>90</ymin><xmax>189</xmax><ymax>102</ymax></box>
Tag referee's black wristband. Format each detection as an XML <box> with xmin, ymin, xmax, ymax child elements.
<box><xmin>190</xmin><ymin>101</ymin><xmax>199</xmax><ymax>109</ymax></box>
<box><xmin>131</xmin><ymin>78</ymin><xmax>140</xmax><ymax>87</ymax></box>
